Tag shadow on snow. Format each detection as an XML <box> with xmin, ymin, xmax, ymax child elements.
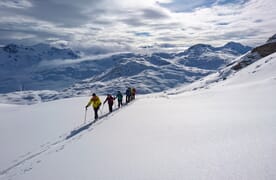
<box><xmin>65</xmin><ymin>101</ymin><xmax>134</xmax><ymax>140</ymax></box>
<box><xmin>65</xmin><ymin>112</ymin><xmax>110</xmax><ymax>140</ymax></box>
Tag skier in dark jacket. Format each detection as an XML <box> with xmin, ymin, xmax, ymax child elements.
<box><xmin>116</xmin><ymin>91</ymin><xmax>123</xmax><ymax>108</ymax></box>
<box><xmin>126</xmin><ymin>87</ymin><xmax>131</xmax><ymax>103</ymax></box>
<box><xmin>104</xmin><ymin>94</ymin><xmax>115</xmax><ymax>113</ymax></box>
<box><xmin>131</xmin><ymin>87</ymin><xmax>136</xmax><ymax>100</ymax></box>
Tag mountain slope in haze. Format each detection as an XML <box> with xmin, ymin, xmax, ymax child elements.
<box><xmin>0</xmin><ymin>41</ymin><xmax>252</xmax><ymax>104</ymax></box>
<box><xmin>175</xmin><ymin>42</ymin><xmax>251</xmax><ymax>70</ymax></box>
<box><xmin>0</xmin><ymin>43</ymin><xmax>80</xmax><ymax>93</ymax></box>
<box><xmin>0</xmin><ymin>42</ymin><xmax>250</xmax><ymax>93</ymax></box>
<box><xmin>0</xmin><ymin>46</ymin><xmax>275</xmax><ymax>180</ymax></box>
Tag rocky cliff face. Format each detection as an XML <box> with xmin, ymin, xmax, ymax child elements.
<box><xmin>232</xmin><ymin>34</ymin><xmax>276</xmax><ymax>71</ymax></box>
<box><xmin>252</xmin><ymin>41</ymin><xmax>276</xmax><ymax>57</ymax></box>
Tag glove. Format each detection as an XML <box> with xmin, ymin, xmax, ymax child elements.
<box><xmin>85</xmin><ymin>105</ymin><xmax>88</xmax><ymax>110</ymax></box>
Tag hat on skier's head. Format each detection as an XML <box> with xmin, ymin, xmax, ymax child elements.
<box><xmin>92</xmin><ymin>93</ymin><xmax>96</xmax><ymax>96</ymax></box>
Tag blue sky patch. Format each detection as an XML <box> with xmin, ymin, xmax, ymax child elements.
<box><xmin>158</xmin><ymin>0</ymin><xmax>248</xmax><ymax>12</ymax></box>
<box><xmin>134</xmin><ymin>32</ymin><xmax>151</xmax><ymax>37</ymax></box>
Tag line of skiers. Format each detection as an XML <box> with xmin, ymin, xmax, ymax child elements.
<box><xmin>85</xmin><ymin>87</ymin><xmax>136</xmax><ymax>120</ymax></box>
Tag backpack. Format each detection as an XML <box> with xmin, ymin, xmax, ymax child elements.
<box><xmin>126</xmin><ymin>89</ymin><xmax>131</xmax><ymax>96</ymax></box>
<box><xmin>117</xmin><ymin>93</ymin><xmax>123</xmax><ymax>100</ymax></box>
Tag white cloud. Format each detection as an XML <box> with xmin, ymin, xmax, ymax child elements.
<box><xmin>0</xmin><ymin>0</ymin><xmax>32</xmax><ymax>9</ymax></box>
<box><xmin>164</xmin><ymin>0</ymin><xmax>276</xmax><ymax>46</ymax></box>
<box><xmin>0</xmin><ymin>0</ymin><xmax>275</xmax><ymax>52</ymax></box>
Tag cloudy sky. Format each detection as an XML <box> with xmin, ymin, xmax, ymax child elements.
<box><xmin>0</xmin><ymin>0</ymin><xmax>275</xmax><ymax>53</ymax></box>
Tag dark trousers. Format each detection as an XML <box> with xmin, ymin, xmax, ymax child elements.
<box><xmin>118</xmin><ymin>99</ymin><xmax>123</xmax><ymax>108</ymax></box>
<box><xmin>126</xmin><ymin>95</ymin><xmax>131</xmax><ymax>103</ymax></box>
<box><xmin>108</xmin><ymin>103</ymin><xmax>113</xmax><ymax>112</ymax></box>
<box><xmin>94</xmin><ymin>107</ymin><xmax>99</xmax><ymax>120</ymax></box>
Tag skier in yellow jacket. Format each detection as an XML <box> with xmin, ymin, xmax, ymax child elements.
<box><xmin>85</xmin><ymin>93</ymin><xmax>102</xmax><ymax>120</ymax></box>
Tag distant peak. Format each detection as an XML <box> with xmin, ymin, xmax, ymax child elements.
<box><xmin>266</xmin><ymin>34</ymin><xmax>276</xmax><ymax>44</ymax></box>
<box><xmin>31</xmin><ymin>43</ymin><xmax>52</xmax><ymax>49</ymax></box>
<box><xmin>4</xmin><ymin>43</ymin><xmax>20</xmax><ymax>49</ymax></box>
<box><xmin>222</xmin><ymin>41</ymin><xmax>252</xmax><ymax>54</ymax></box>
<box><xmin>185</xmin><ymin>44</ymin><xmax>214</xmax><ymax>52</ymax></box>
<box><xmin>189</xmin><ymin>44</ymin><xmax>213</xmax><ymax>49</ymax></box>
<box><xmin>3</xmin><ymin>43</ymin><xmax>20</xmax><ymax>53</ymax></box>
<box><xmin>224</xmin><ymin>41</ymin><xmax>242</xmax><ymax>47</ymax></box>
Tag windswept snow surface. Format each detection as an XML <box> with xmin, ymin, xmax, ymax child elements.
<box><xmin>0</xmin><ymin>54</ymin><xmax>276</xmax><ymax>180</ymax></box>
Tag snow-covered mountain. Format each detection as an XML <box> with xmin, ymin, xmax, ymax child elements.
<box><xmin>0</xmin><ymin>42</ymin><xmax>251</xmax><ymax>104</ymax></box>
<box><xmin>175</xmin><ymin>42</ymin><xmax>251</xmax><ymax>70</ymax></box>
<box><xmin>0</xmin><ymin>44</ymin><xmax>275</xmax><ymax>180</ymax></box>
<box><xmin>63</xmin><ymin>42</ymin><xmax>250</xmax><ymax>95</ymax></box>
<box><xmin>0</xmin><ymin>43</ymin><xmax>80</xmax><ymax>93</ymax></box>
<box><xmin>167</xmin><ymin>34</ymin><xmax>276</xmax><ymax>95</ymax></box>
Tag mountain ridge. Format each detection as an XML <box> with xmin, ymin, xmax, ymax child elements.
<box><xmin>0</xmin><ymin>41</ymin><xmax>252</xmax><ymax>104</ymax></box>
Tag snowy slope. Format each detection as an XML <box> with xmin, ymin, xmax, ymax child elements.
<box><xmin>0</xmin><ymin>53</ymin><xmax>275</xmax><ymax>179</ymax></box>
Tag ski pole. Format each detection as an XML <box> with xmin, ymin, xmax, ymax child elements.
<box><xmin>100</xmin><ymin>103</ymin><xmax>104</xmax><ymax>115</ymax></box>
<box><xmin>84</xmin><ymin>109</ymin><xmax>87</xmax><ymax>124</ymax></box>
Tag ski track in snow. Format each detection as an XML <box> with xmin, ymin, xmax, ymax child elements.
<box><xmin>0</xmin><ymin>101</ymin><xmax>135</xmax><ymax>179</ymax></box>
<box><xmin>1</xmin><ymin>53</ymin><xmax>275</xmax><ymax>180</ymax></box>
